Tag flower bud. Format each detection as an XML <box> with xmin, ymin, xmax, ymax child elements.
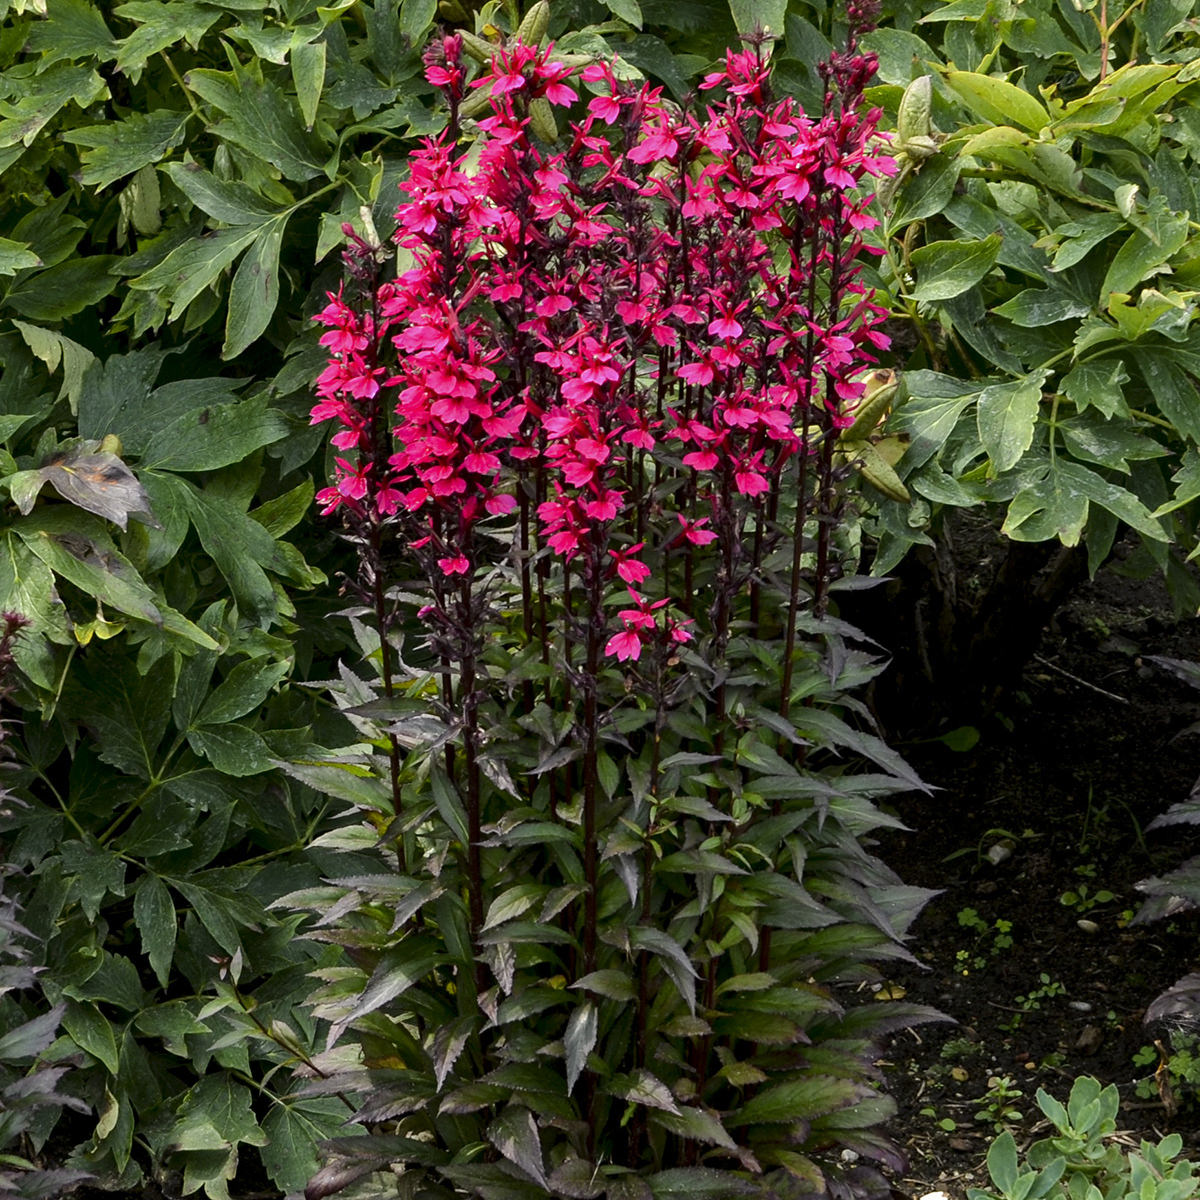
<box><xmin>459</xmin><ymin>29</ymin><xmax>497</xmax><ymax>64</ymax></box>
<box><xmin>896</xmin><ymin>74</ymin><xmax>932</xmax><ymax>147</ymax></box>
<box><xmin>516</xmin><ymin>0</ymin><xmax>550</xmax><ymax>46</ymax></box>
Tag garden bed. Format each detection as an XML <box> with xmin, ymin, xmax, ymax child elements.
<box><xmin>878</xmin><ymin>552</ymin><xmax>1200</xmax><ymax>1196</ymax></box>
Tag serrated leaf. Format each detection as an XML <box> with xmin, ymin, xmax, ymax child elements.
<box><xmin>976</xmin><ymin>371</ymin><xmax>1047</xmax><ymax>473</ymax></box>
<box><xmin>991</xmin><ymin>287</ymin><xmax>1091</xmax><ymax>327</ymax></box>
<box><xmin>571</xmin><ymin>969</ymin><xmax>636</xmax><ymax>1001</ymax></box>
<box><xmin>483</xmin><ymin>884</ymin><xmax>546</xmax><ymax>931</ymax></box>
<box><xmin>727</xmin><ymin>1075</ymin><xmax>861</xmax><ymax>1125</ymax></box>
<box><xmin>1061</xmin><ymin>359</ymin><xmax>1129</xmax><ymax>419</ymax></box>
<box><xmin>113</xmin><ymin>1</ymin><xmax>219</xmax><ymax>71</ymax></box>
<box><xmin>168</xmin><ymin>878</ymin><xmax>242</xmax><ymax>955</ymax></box>
<box><xmin>909</xmin><ymin>235</ymin><xmax>1002</xmax><ymax>303</ymax></box>
<box><xmin>0</xmin><ymin>61</ymin><xmax>108</xmax><ymax>151</ymax></box>
<box><xmin>27</xmin><ymin>0</ymin><xmax>118</xmax><ymax>64</ymax></box>
<box><xmin>629</xmin><ymin>927</ymin><xmax>697</xmax><ymax>1013</ymax></box>
<box><xmin>486</xmin><ymin>1105</ymin><xmax>547</xmax><ymax>1188</ymax></box>
<box><xmin>12</xmin><ymin>320</ymin><xmax>96</xmax><ymax>410</ymax></box>
<box><xmin>161</xmin><ymin>162</ymin><xmax>284</xmax><ymax>225</ymax></box>
<box><xmin>1055</xmin><ymin>459</ymin><xmax>1167</xmax><ymax>541</ymax></box>
<box><xmin>179</xmin><ymin>485</ymin><xmax>286</xmax><ymax>624</ymax></box>
<box><xmin>62</xmin><ymin>109</ymin><xmax>189</xmax><ymax>188</ymax></box>
<box><xmin>260</xmin><ymin>1100</ymin><xmax>350</xmax><ymax>1193</ymax></box>
<box><xmin>649</xmin><ymin>1105</ymin><xmax>736</xmax><ymax>1150</ymax></box>
<box><xmin>610</xmin><ymin>1069</ymin><xmax>679</xmax><ymax>1114</ymax></box>
<box><xmin>344</xmin><ymin>948</ymin><xmax>443</xmax><ymax>1023</ymax></box>
<box><xmin>432</xmin><ymin>1015</ymin><xmax>477</xmax><ymax>1091</ymax></box>
<box><xmin>129</xmin><ymin>225</ymin><xmax>263</xmax><ymax>324</ymax></box>
<box><xmin>277</xmin><ymin>759</ymin><xmax>391</xmax><ymax>808</ymax></box>
<box><xmin>133</xmin><ymin>875</ymin><xmax>176</xmax><ymax>989</ymax></box>
<box><xmin>564</xmin><ymin>1001</ymin><xmax>597</xmax><ymax>1095</ymax></box>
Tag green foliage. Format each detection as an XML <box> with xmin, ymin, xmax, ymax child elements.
<box><xmin>969</xmin><ymin>1076</ymin><xmax>1200</xmax><ymax>1200</ymax></box>
<box><xmin>863</xmin><ymin>0</ymin><xmax>1200</xmax><ymax>606</ymax></box>
<box><xmin>0</xmin><ymin>332</ymin><xmax>343</xmax><ymax>1188</ymax></box>
<box><xmin>284</xmin><ymin>608</ymin><xmax>947</xmax><ymax>1198</ymax></box>
<box><xmin>1134</xmin><ymin>1034</ymin><xmax>1200</xmax><ymax>1111</ymax></box>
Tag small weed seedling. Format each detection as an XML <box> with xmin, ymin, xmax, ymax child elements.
<box><xmin>1060</xmin><ymin>865</ymin><xmax>1117</xmax><ymax>914</ymax></box>
<box><xmin>920</xmin><ymin>1105</ymin><xmax>958</xmax><ymax>1133</ymax></box>
<box><xmin>974</xmin><ymin>1074</ymin><xmax>1024</xmax><ymax>1130</ymax></box>
<box><xmin>956</xmin><ymin>907</ymin><xmax>1015</xmax><ymax>973</ymax></box>
<box><xmin>1134</xmin><ymin>1033</ymin><xmax>1200</xmax><ymax>1114</ymax></box>
<box><xmin>998</xmin><ymin>974</ymin><xmax>1066</xmax><ymax>1032</ymax></box>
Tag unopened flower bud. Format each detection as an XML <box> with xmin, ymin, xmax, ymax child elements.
<box><xmin>897</xmin><ymin>75</ymin><xmax>934</xmax><ymax>150</ymax></box>
<box><xmin>516</xmin><ymin>0</ymin><xmax>550</xmax><ymax>46</ymax></box>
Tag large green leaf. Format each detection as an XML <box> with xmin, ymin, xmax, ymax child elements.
<box><xmin>113</xmin><ymin>1</ymin><xmax>221</xmax><ymax>72</ymax></box>
<box><xmin>62</xmin><ymin>109</ymin><xmax>189</xmax><ymax>188</ymax></box>
<box><xmin>179</xmin><ymin>485</ymin><xmax>284</xmax><ymax>624</ymax></box>
<box><xmin>140</xmin><ymin>395</ymin><xmax>289</xmax><ymax>472</ymax></box>
<box><xmin>62</xmin><ymin>1000</ymin><xmax>121</xmax><ymax>1074</ymax></box>
<box><xmin>0</xmin><ymin>61</ymin><xmax>107</xmax><ymax>152</ymax></box>
<box><xmin>728</xmin><ymin>0</ymin><xmax>784</xmax><ymax>36</ymax></box>
<box><xmin>185</xmin><ymin>66</ymin><xmax>325</xmax><ymax>181</ymax></box>
<box><xmin>908</xmin><ymin>234</ymin><xmax>1002</xmax><ymax>303</ymax></box>
<box><xmin>976</xmin><ymin>371</ymin><xmax>1047</xmax><ymax>473</ymax></box>
<box><xmin>161</xmin><ymin>162</ymin><xmax>285</xmax><ymax>225</ymax></box>
<box><xmin>223</xmin><ymin>215</ymin><xmax>289</xmax><ymax>358</ymax></box>
<box><xmin>4</xmin><ymin>256</ymin><xmax>118</xmax><ymax>321</ymax></box>
<box><xmin>128</xmin><ymin>225</ymin><xmax>263</xmax><ymax>324</ymax></box>
<box><xmin>0</xmin><ymin>238</ymin><xmax>42</xmax><ymax>274</ymax></box>
<box><xmin>26</xmin><ymin>0</ymin><xmax>118</xmax><ymax>64</ymax></box>
<box><xmin>187</xmin><ymin>724</ymin><xmax>276</xmax><ymax>776</ymax></box>
<box><xmin>260</xmin><ymin>1101</ymin><xmax>353</xmax><ymax>1193</ymax></box>
<box><xmin>943</xmin><ymin>69</ymin><xmax>1050</xmax><ymax>131</ymax></box>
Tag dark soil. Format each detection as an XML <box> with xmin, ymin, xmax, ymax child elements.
<box><xmin>877</xmin><ymin>550</ymin><xmax>1200</xmax><ymax>1197</ymax></box>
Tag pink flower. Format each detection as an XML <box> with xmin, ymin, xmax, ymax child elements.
<box><xmin>677</xmin><ymin>515</ymin><xmax>717</xmax><ymax>546</ymax></box>
<box><xmin>610</xmin><ymin>545</ymin><xmax>650</xmax><ymax>585</ymax></box>
<box><xmin>605</xmin><ymin>629</ymin><xmax>643</xmax><ymax>662</ymax></box>
<box><xmin>438</xmin><ymin>554</ymin><xmax>470</xmax><ymax>575</ymax></box>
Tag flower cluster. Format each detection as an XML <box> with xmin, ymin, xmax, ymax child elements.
<box><xmin>313</xmin><ymin>31</ymin><xmax>892</xmax><ymax>660</ymax></box>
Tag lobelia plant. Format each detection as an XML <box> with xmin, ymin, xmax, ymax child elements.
<box><xmin>286</xmin><ymin>11</ymin><xmax>945</xmax><ymax>1198</ymax></box>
